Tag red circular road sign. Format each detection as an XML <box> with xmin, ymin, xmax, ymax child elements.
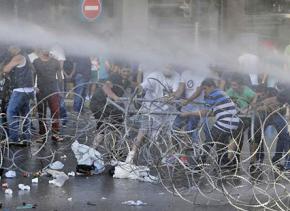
<box><xmin>82</xmin><ymin>0</ymin><xmax>102</xmax><ymax>21</ymax></box>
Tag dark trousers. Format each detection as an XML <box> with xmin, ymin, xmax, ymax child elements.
<box><xmin>203</xmin><ymin>125</ymin><xmax>240</xmax><ymax>166</ymax></box>
<box><xmin>253</xmin><ymin>111</ymin><xmax>290</xmax><ymax>166</ymax></box>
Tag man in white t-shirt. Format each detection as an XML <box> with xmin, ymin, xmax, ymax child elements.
<box><xmin>125</xmin><ymin>65</ymin><xmax>183</xmax><ymax>164</ymax></box>
<box><xmin>238</xmin><ymin>53</ymin><xmax>260</xmax><ymax>87</ymax></box>
<box><xmin>49</xmin><ymin>45</ymin><xmax>67</xmax><ymax>125</ymax></box>
<box><xmin>173</xmin><ymin>70</ymin><xmax>205</xmax><ymax>143</ymax></box>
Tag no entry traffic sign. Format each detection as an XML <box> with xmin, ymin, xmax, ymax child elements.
<box><xmin>81</xmin><ymin>0</ymin><xmax>102</xmax><ymax>21</ymax></box>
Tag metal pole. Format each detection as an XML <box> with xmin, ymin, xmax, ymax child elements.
<box><xmin>194</xmin><ymin>0</ymin><xmax>201</xmax><ymax>49</ymax></box>
<box><xmin>218</xmin><ymin>0</ymin><xmax>224</xmax><ymax>44</ymax></box>
<box><xmin>14</xmin><ymin>0</ymin><xmax>18</xmax><ymax>22</ymax></box>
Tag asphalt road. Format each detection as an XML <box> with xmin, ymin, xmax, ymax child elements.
<box><xmin>0</xmin><ymin>109</ymin><xmax>289</xmax><ymax>211</ymax></box>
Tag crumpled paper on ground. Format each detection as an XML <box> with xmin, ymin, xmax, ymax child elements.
<box><xmin>71</xmin><ymin>140</ymin><xmax>105</xmax><ymax>173</ymax></box>
<box><xmin>122</xmin><ymin>200</ymin><xmax>147</xmax><ymax>206</ymax></box>
<box><xmin>5</xmin><ymin>170</ymin><xmax>16</xmax><ymax>178</ymax></box>
<box><xmin>46</xmin><ymin>169</ymin><xmax>69</xmax><ymax>187</ymax></box>
<box><xmin>113</xmin><ymin>161</ymin><xmax>158</xmax><ymax>183</ymax></box>
<box><xmin>68</xmin><ymin>171</ymin><xmax>75</xmax><ymax>177</ymax></box>
<box><xmin>18</xmin><ymin>184</ymin><xmax>30</xmax><ymax>191</ymax></box>
<box><xmin>5</xmin><ymin>188</ymin><xmax>13</xmax><ymax>195</ymax></box>
<box><xmin>32</xmin><ymin>178</ymin><xmax>39</xmax><ymax>184</ymax></box>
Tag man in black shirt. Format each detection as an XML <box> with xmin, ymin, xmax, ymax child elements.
<box><xmin>90</xmin><ymin>68</ymin><xmax>132</xmax><ymax>148</ymax></box>
<box><xmin>33</xmin><ymin>50</ymin><xmax>63</xmax><ymax>142</ymax></box>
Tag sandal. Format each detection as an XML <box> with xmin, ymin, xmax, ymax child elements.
<box><xmin>51</xmin><ymin>134</ymin><xmax>64</xmax><ymax>142</ymax></box>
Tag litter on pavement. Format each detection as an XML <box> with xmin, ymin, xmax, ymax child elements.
<box><xmin>5</xmin><ymin>170</ymin><xmax>16</xmax><ymax>178</ymax></box>
<box><xmin>121</xmin><ymin>200</ymin><xmax>147</xmax><ymax>206</ymax></box>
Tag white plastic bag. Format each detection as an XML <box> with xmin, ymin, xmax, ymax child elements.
<box><xmin>46</xmin><ymin>169</ymin><xmax>69</xmax><ymax>187</ymax></box>
<box><xmin>71</xmin><ymin>140</ymin><xmax>105</xmax><ymax>173</ymax></box>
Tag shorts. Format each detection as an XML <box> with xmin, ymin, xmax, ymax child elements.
<box><xmin>138</xmin><ymin>113</ymin><xmax>175</xmax><ymax>139</ymax></box>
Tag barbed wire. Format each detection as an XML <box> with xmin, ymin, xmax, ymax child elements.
<box><xmin>0</xmin><ymin>81</ymin><xmax>290</xmax><ymax>210</ymax></box>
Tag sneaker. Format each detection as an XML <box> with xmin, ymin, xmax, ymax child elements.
<box><xmin>125</xmin><ymin>151</ymin><xmax>135</xmax><ymax>164</ymax></box>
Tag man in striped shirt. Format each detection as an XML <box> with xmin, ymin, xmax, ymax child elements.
<box><xmin>181</xmin><ymin>78</ymin><xmax>241</xmax><ymax>168</ymax></box>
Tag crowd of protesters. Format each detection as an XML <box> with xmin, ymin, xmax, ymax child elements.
<box><xmin>0</xmin><ymin>40</ymin><xmax>290</xmax><ymax>177</ymax></box>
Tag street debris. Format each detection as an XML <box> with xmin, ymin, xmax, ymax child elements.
<box><xmin>113</xmin><ymin>162</ymin><xmax>158</xmax><ymax>183</ymax></box>
<box><xmin>87</xmin><ymin>201</ymin><xmax>97</xmax><ymax>206</ymax></box>
<box><xmin>68</xmin><ymin>171</ymin><xmax>75</xmax><ymax>177</ymax></box>
<box><xmin>67</xmin><ymin>198</ymin><xmax>72</xmax><ymax>201</ymax></box>
<box><xmin>5</xmin><ymin>170</ymin><xmax>16</xmax><ymax>178</ymax></box>
<box><xmin>121</xmin><ymin>200</ymin><xmax>147</xmax><ymax>206</ymax></box>
<box><xmin>18</xmin><ymin>184</ymin><xmax>31</xmax><ymax>191</ymax></box>
<box><xmin>71</xmin><ymin>141</ymin><xmax>105</xmax><ymax>175</ymax></box>
<box><xmin>49</xmin><ymin>161</ymin><xmax>64</xmax><ymax>170</ymax></box>
<box><xmin>101</xmin><ymin>197</ymin><xmax>107</xmax><ymax>200</ymax></box>
<box><xmin>32</xmin><ymin>178</ymin><xmax>39</xmax><ymax>184</ymax></box>
<box><xmin>16</xmin><ymin>203</ymin><xmax>37</xmax><ymax>209</ymax></box>
<box><xmin>60</xmin><ymin>155</ymin><xmax>67</xmax><ymax>160</ymax></box>
<box><xmin>4</xmin><ymin>188</ymin><xmax>13</xmax><ymax>195</ymax></box>
<box><xmin>46</xmin><ymin>169</ymin><xmax>69</xmax><ymax>187</ymax></box>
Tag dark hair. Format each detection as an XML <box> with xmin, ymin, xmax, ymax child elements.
<box><xmin>231</xmin><ymin>74</ymin><xmax>244</xmax><ymax>85</ymax></box>
<box><xmin>201</xmin><ymin>78</ymin><xmax>217</xmax><ymax>87</ymax></box>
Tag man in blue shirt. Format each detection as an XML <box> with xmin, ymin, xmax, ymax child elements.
<box><xmin>181</xmin><ymin>78</ymin><xmax>241</xmax><ymax>169</ymax></box>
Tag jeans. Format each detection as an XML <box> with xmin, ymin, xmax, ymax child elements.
<box><xmin>269</xmin><ymin>113</ymin><xmax>290</xmax><ymax>169</ymax></box>
<box><xmin>59</xmin><ymin>96</ymin><xmax>67</xmax><ymax>124</ymax></box>
<box><xmin>7</xmin><ymin>91</ymin><xmax>34</xmax><ymax>142</ymax></box>
<box><xmin>173</xmin><ymin>115</ymin><xmax>200</xmax><ymax>143</ymax></box>
<box><xmin>73</xmin><ymin>73</ymin><xmax>88</xmax><ymax>112</ymax></box>
<box><xmin>253</xmin><ymin>112</ymin><xmax>290</xmax><ymax>169</ymax></box>
<box><xmin>173</xmin><ymin>104</ymin><xmax>202</xmax><ymax>143</ymax></box>
<box><xmin>57</xmin><ymin>81</ymin><xmax>67</xmax><ymax>125</ymax></box>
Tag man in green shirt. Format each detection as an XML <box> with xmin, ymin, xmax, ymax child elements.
<box><xmin>226</xmin><ymin>74</ymin><xmax>256</xmax><ymax>166</ymax></box>
<box><xmin>227</xmin><ymin>75</ymin><xmax>256</xmax><ymax>110</ymax></box>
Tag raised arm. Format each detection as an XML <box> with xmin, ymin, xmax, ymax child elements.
<box><xmin>102</xmin><ymin>81</ymin><xmax>120</xmax><ymax>101</ymax></box>
<box><xmin>3</xmin><ymin>55</ymin><xmax>25</xmax><ymax>74</ymax></box>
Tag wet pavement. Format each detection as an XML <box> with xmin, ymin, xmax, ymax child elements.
<box><xmin>0</xmin><ymin>173</ymin><xmax>237</xmax><ymax>211</ymax></box>
<box><xmin>0</xmin><ymin>110</ymin><xmax>290</xmax><ymax>211</ymax></box>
